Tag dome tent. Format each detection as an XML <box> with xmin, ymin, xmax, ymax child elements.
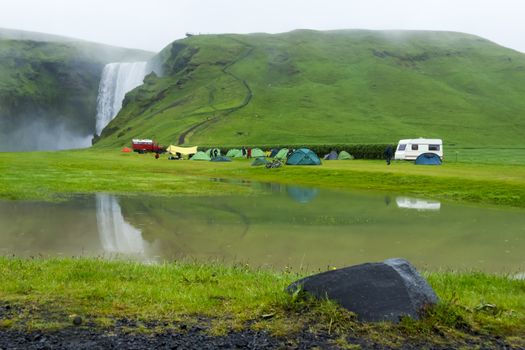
<box><xmin>323</xmin><ymin>150</ymin><xmax>338</xmax><ymax>160</ymax></box>
<box><xmin>286</xmin><ymin>148</ymin><xmax>321</xmax><ymax>165</ymax></box>
<box><xmin>274</xmin><ymin>148</ymin><xmax>289</xmax><ymax>160</ymax></box>
<box><xmin>190</xmin><ymin>151</ymin><xmax>211</xmax><ymax>161</ymax></box>
<box><xmin>226</xmin><ymin>149</ymin><xmax>244</xmax><ymax>158</ymax></box>
<box><xmin>211</xmin><ymin>155</ymin><xmax>232</xmax><ymax>162</ymax></box>
<box><xmin>338</xmin><ymin>151</ymin><xmax>354</xmax><ymax>160</ymax></box>
<box><xmin>251</xmin><ymin>157</ymin><xmax>269</xmax><ymax>166</ymax></box>
<box><xmin>415</xmin><ymin>153</ymin><xmax>442</xmax><ymax>165</ymax></box>
<box><xmin>250</xmin><ymin>148</ymin><xmax>265</xmax><ymax>158</ymax></box>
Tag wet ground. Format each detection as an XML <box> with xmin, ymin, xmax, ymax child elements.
<box><xmin>0</xmin><ymin>318</ymin><xmax>520</xmax><ymax>350</ymax></box>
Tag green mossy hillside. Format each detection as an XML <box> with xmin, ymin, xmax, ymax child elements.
<box><xmin>0</xmin><ymin>28</ymin><xmax>153</xmax><ymax>151</ymax></box>
<box><xmin>97</xmin><ymin>30</ymin><xmax>525</xmax><ymax>148</ymax></box>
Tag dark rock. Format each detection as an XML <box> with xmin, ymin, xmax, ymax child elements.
<box><xmin>287</xmin><ymin>258</ymin><xmax>438</xmax><ymax>322</ymax></box>
<box><xmin>72</xmin><ymin>316</ymin><xmax>82</xmax><ymax>326</ymax></box>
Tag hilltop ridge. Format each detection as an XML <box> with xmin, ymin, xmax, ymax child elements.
<box><xmin>97</xmin><ymin>29</ymin><xmax>525</xmax><ymax>148</ymax></box>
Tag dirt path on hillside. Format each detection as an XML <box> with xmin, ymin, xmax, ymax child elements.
<box><xmin>177</xmin><ymin>39</ymin><xmax>254</xmax><ymax>145</ymax></box>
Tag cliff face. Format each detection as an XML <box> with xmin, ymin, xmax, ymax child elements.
<box><xmin>0</xmin><ymin>29</ymin><xmax>153</xmax><ymax>151</ymax></box>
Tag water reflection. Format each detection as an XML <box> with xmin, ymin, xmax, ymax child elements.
<box><xmin>513</xmin><ymin>272</ymin><xmax>525</xmax><ymax>280</ymax></box>
<box><xmin>286</xmin><ymin>186</ymin><xmax>319</xmax><ymax>204</ymax></box>
<box><xmin>1</xmin><ymin>185</ymin><xmax>524</xmax><ymax>273</ymax></box>
<box><xmin>395</xmin><ymin>197</ymin><xmax>441</xmax><ymax>211</ymax></box>
<box><xmin>95</xmin><ymin>194</ymin><xmax>148</xmax><ymax>255</ymax></box>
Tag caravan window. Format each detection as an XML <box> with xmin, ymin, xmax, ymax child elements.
<box><xmin>411</xmin><ymin>144</ymin><xmax>419</xmax><ymax>151</ymax></box>
<box><xmin>398</xmin><ymin>144</ymin><xmax>406</xmax><ymax>151</ymax></box>
<box><xmin>429</xmin><ymin>144</ymin><xmax>440</xmax><ymax>151</ymax></box>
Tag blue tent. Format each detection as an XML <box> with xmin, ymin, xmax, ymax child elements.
<box><xmin>210</xmin><ymin>156</ymin><xmax>232</xmax><ymax>162</ymax></box>
<box><xmin>286</xmin><ymin>148</ymin><xmax>321</xmax><ymax>165</ymax></box>
<box><xmin>415</xmin><ymin>153</ymin><xmax>442</xmax><ymax>165</ymax></box>
<box><xmin>323</xmin><ymin>150</ymin><xmax>338</xmax><ymax>160</ymax></box>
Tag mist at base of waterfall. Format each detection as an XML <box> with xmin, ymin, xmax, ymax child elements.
<box><xmin>0</xmin><ymin>119</ymin><xmax>93</xmax><ymax>152</ymax></box>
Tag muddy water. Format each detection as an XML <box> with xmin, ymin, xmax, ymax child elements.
<box><xmin>1</xmin><ymin>184</ymin><xmax>524</xmax><ymax>273</ymax></box>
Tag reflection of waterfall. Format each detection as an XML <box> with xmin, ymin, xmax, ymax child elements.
<box><xmin>95</xmin><ymin>62</ymin><xmax>149</xmax><ymax>135</ymax></box>
<box><xmin>96</xmin><ymin>194</ymin><xmax>146</xmax><ymax>254</ymax></box>
<box><xmin>395</xmin><ymin>197</ymin><xmax>441</xmax><ymax>211</ymax></box>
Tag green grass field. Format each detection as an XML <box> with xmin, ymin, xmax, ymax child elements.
<box><xmin>1</xmin><ymin>149</ymin><xmax>525</xmax><ymax>209</ymax></box>
<box><xmin>0</xmin><ymin>258</ymin><xmax>523</xmax><ymax>346</ymax></box>
<box><xmin>1</xmin><ymin>149</ymin><xmax>524</xmax><ymax>344</ymax></box>
<box><xmin>96</xmin><ymin>30</ymin><xmax>525</xmax><ymax>149</ymax></box>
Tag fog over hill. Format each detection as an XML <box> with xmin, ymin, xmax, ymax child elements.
<box><xmin>0</xmin><ymin>28</ymin><xmax>153</xmax><ymax>151</ymax></box>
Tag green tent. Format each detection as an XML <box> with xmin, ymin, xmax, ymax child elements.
<box><xmin>274</xmin><ymin>148</ymin><xmax>289</xmax><ymax>160</ymax></box>
<box><xmin>338</xmin><ymin>150</ymin><xmax>354</xmax><ymax>160</ymax></box>
<box><xmin>226</xmin><ymin>149</ymin><xmax>244</xmax><ymax>158</ymax></box>
<box><xmin>251</xmin><ymin>148</ymin><xmax>265</xmax><ymax>158</ymax></box>
<box><xmin>205</xmin><ymin>148</ymin><xmax>221</xmax><ymax>157</ymax></box>
<box><xmin>251</xmin><ymin>157</ymin><xmax>269</xmax><ymax>166</ymax></box>
<box><xmin>190</xmin><ymin>151</ymin><xmax>211</xmax><ymax>161</ymax></box>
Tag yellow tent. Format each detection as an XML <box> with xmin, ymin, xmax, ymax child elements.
<box><xmin>166</xmin><ymin>145</ymin><xmax>198</xmax><ymax>155</ymax></box>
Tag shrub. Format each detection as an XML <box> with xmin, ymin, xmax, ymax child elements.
<box><xmin>213</xmin><ymin>144</ymin><xmax>391</xmax><ymax>159</ymax></box>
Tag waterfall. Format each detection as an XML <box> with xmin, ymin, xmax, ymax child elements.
<box><xmin>96</xmin><ymin>193</ymin><xmax>147</xmax><ymax>255</ymax></box>
<box><xmin>95</xmin><ymin>62</ymin><xmax>149</xmax><ymax>135</ymax></box>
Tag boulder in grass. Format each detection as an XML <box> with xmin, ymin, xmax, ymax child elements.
<box><xmin>287</xmin><ymin>258</ymin><xmax>438</xmax><ymax>322</ymax></box>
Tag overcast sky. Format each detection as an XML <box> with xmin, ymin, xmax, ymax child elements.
<box><xmin>1</xmin><ymin>0</ymin><xmax>525</xmax><ymax>53</ymax></box>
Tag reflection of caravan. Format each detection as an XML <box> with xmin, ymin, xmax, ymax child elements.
<box><xmin>394</xmin><ymin>138</ymin><xmax>443</xmax><ymax>160</ymax></box>
<box><xmin>395</xmin><ymin>197</ymin><xmax>441</xmax><ymax>211</ymax></box>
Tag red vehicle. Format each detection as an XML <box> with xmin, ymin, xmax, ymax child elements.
<box><xmin>131</xmin><ymin>139</ymin><xmax>164</xmax><ymax>153</ymax></box>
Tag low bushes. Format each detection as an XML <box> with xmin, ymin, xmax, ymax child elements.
<box><xmin>214</xmin><ymin>144</ymin><xmax>392</xmax><ymax>159</ymax></box>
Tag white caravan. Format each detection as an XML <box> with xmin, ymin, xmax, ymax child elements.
<box><xmin>394</xmin><ymin>138</ymin><xmax>443</xmax><ymax>161</ymax></box>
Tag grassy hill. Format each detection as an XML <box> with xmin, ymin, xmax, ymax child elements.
<box><xmin>0</xmin><ymin>28</ymin><xmax>153</xmax><ymax>151</ymax></box>
<box><xmin>96</xmin><ymin>29</ymin><xmax>525</xmax><ymax>148</ymax></box>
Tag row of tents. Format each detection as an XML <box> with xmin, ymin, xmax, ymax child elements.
<box><xmin>187</xmin><ymin>148</ymin><xmax>324</xmax><ymax>165</ymax></box>
<box><xmin>161</xmin><ymin>145</ymin><xmax>358</xmax><ymax>166</ymax></box>
<box><xmin>128</xmin><ymin>143</ymin><xmax>440</xmax><ymax>165</ymax></box>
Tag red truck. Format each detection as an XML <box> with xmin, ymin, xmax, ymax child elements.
<box><xmin>131</xmin><ymin>139</ymin><xmax>164</xmax><ymax>153</ymax></box>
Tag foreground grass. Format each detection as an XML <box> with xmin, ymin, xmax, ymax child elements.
<box><xmin>1</xmin><ymin>149</ymin><xmax>525</xmax><ymax>209</ymax></box>
<box><xmin>0</xmin><ymin>258</ymin><xmax>523</xmax><ymax>347</ymax></box>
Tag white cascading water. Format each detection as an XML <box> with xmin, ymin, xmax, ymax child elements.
<box><xmin>96</xmin><ymin>193</ymin><xmax>147</xmax><ymax>255</ymax></box>
<box><xmin>95</xmin><ymin>62</ymin><xmax>149</xmax><ymax>135</ymax></box>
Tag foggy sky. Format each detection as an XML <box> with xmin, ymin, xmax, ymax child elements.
<box><xmin>1</xmin><ymin>0</ymin><xmax>525</xmax><ymax>53</ymax></box>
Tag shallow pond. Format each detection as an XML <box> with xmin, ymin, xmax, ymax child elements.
<box><xmin>1</xmin><ymin>182</ymin><xmax>524</xmax><ymax>273</ymax></box>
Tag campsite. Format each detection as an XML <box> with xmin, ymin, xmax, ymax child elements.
<box><xmin>1</xmin><ymin>3</ymin><xmax>525</xmax><ymax>348</ymax></box>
